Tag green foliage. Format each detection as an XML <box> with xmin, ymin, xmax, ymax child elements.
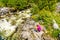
<box><xmin>32</xmin><ymin>10</ymin><xmax>54</xmax><ymax>36</ymax></box>
<box><xmin>0</xmin><ymin>0</ymin><xmax>30</xmax><ymax>10</ymax></box>
<box><xmin>7</xmin><ymin>0</ymin><xmax>29</xmax><ymax>9</ymax></box>
<box><xmin>31</xmin><ymin>4</ymin><xmax>39</xmax><ymax>15</ymax></box>
<box><xmin>31</xmin><ymin>0</ymin><xmax>58</xmax><ymax>16</ymax></box>
<box><xmin>0</xmin><ymin>2</ymin><xmax>5</xmax><ymax>7</ymax></box>
<box><xmin>32</xmin><ymin>0</ymin><xmax>57</xmax><ymax>11</ymax></box>
<box><xmin>0</xmin><ymin>0</ymin><xmax>58</xmax><ymax>10</ymax></box>
<box><xmin>31</xmin><ymin>9</ymin><xmax>60</xmax><ymax>38</ymax></box>
<box><xmin>52</xmin><ymin>29</ymin><xmax>60</xmax><ymax>38</ymax></box>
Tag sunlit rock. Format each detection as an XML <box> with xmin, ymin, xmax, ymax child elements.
<box><xmin>0</xmin><ymin>7</ymin><xmax>9</xmax><ymax>15</ymax></box>
<box><xmin>53</xmin><ymin>19</ymin><xmax>59</xmax><ymax>29</ymax></box>
<box><xmin>0</xmin><ymin>19</ymin><xmax>17</xmax><ymax>37</ymax></box>
<box><xmin>21</xmin><ymin>31</ymin><xmax>33</xmax><ymax>40</ymax></box>
<box><xmin>0</xmin><ymin>8</ymin><xmax>46</xmax><ymax>40</ymax></box>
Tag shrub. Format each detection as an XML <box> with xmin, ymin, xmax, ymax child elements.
<box><xmin>0</xmin><ymin>0</ymin><xmax>30</xmax><ymax>10</ymax></box>
<box><xmin>32</xmin><ymin>9</ymin><xmax>60</xmax><ymax>38</ymax></box>
<box><xmin>32</xmin><ymin>0</ymin><xmax>57</xmax><ymax>11</ymax></box>
<box><xmin>0</xmin><ymin>0</ymin><xmax>58</xmax><ymax>10</ymax></box>
<box><xmin>7</xmin><ymin>0</ymin><xmax>29</xmax><ymax>10</ymax></box>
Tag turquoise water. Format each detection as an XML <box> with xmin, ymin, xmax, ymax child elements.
<box><xmin>0</xmin><ymin>36</ymin><xmax>4</xmax><ymax>40</ymax></box>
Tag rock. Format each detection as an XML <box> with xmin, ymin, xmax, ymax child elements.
<box><xmin>0</xmin><ymin>7</ymin><xmax>16</xmax><ymax>15</ymax></box>
<box><xmin>21</xmin><ymin>31</ymin><xmax>33</xmax><ymax>40</ymax></box>
<box><xmin>0</xmin><ymin>19</ymin><xmax>17</xmax><ymax>37</ymax></box>
<box><xmin>56</xmin><ymin>2</ymin><xmax>60</xmax><ymax>13</ymax></box>
<box><xmin>42</xmin><ymin>36</ymin><xmax>54</xmax><ymax>40</ymax></box>
<box><xmin>0</xmin><ymin>7</ymin><xmax>9</xmax><ymax>15</ymax></box>
<box><xmin>53</xmin><ymin>19</ymin><xmax>59</xmax><ymax>29</ymax></box>
<box><xmin>19</xmin><ymin>9</ymin><xmax>31</xmax><ymax>14</ymax></box>
<box><xmin>26</xmin><ymin>9</ymin><xmax>31</xmax><ymax>13</ymax></box>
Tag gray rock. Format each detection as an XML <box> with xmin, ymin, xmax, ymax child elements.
<box><xmin>0</xmin><ymin>7</ymin><xmax>16</xmax><ymax>15</ymax></box>
<box><xmin>56</xmin><ymin>2</ymin><xmax>60</xmax><ymax>12</ymax></box>
<box><xmin>0</xmin><ymin>7</ymin><xmax>9</xmax><ymax>15</ymax></box>
<box><xmin>21</xmin><ymin>31</ymin><xmax>33</xmax><ymax>40</ymax></box>
<box><xmin>20</xmin><ymin>18</ymin><xmax>44</xmax><ymax>40</ymax></box>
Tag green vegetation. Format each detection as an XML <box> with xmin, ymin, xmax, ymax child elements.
<box><xmin>0</xmin><ymin>0</ymin><xmax>57</xmax><ymax>10</ymax></box>
<box><xmin>31</xmin><ymin>9</ymin><xmax>60</xmax><ymax>38</ymax></box>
